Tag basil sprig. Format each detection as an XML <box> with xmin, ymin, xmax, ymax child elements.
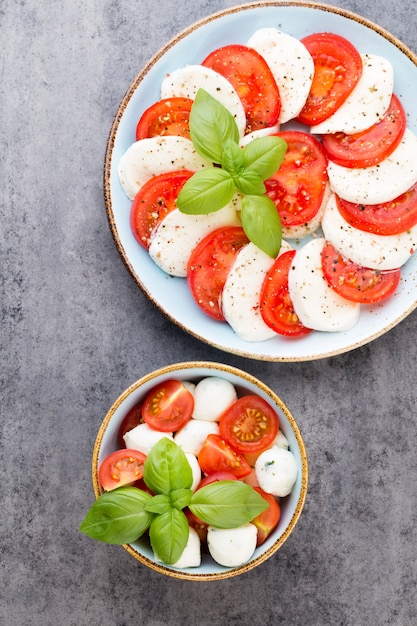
<box><xmin>176</xmin><ymin>89</ymin><xmax>287</xmax><ymax>258</ymax></box>
<box><xmin>80</xmin><ymin>438</ymin><xmax>268</xmax><ymax>565</ymax></box>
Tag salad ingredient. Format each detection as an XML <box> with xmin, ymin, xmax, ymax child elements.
<box><xmin>174</xmin><ymin>419</ymin><xmax>220</xmax><ymax>456</ymax></box>
<box><xmin>142</xmin><ymin>379</ymin><xmax>194</xmax><ymax>433</ymax></box>
<box><xmin>207</xmin><ymin>523</ymin><xmax>258</xmax><ymax>567</ymax></box>
<box><xmin>288</xmin><ymin>237</ymin><xmax>361</xmax><ymax>332</ymax></box>
<box><xmin>251</xmin><ymin>487</ymin><xmax>281</xmax><ymax>546</ymax></box>
<box><xmin>296</xmin><ymin>32</ymin><xmax>363</xmax><ymax>126</ymax></box>
<box><xmin>123</xmin><ymin>422</ymin><xmax>173</xmax><ymax>455</ymax></box>
<box><xmin>117</xmin><ymin>400</ymin><xmax>144</xmax><ymax>447</ymax></box>
<box><xmin>219</xmin><ymin>395</ymin><xmax>279</xmax><ymax>454</ymax></box>
<box><xmin>98</xmin><ymin>449</ymin><xmax>147</xmax><ymax>491</ymax></box>
<box><xmin>321</xmin><ymin>241</ymin><xmax>401</xmax><ymax>304</ymax></box>
<box><xmin>136</xmin><ymin>97</ymin><xmax>193</xmax><ymax>140</ymax></box>
<box><xmin>154</xmin><ymin>526</ymin><xmax>201</xmax><ymax>568</ymax></box>
<box><xmin>255</xmin><ymin>446</ymin><xmax>298</xmax><ymax>497</ymax></box>
<box><xmin>192</xmin><ymin>376</ymin><xmax>237</xmax><ymax>422</ymax></box>
<box><xmin>198</xmin><ymin>433</ymin><xmax>252</xmax><ymax>479</ymax></box>
<box><xmin>185</xmin><ymin>453</ymin><xmax>203</xmax><ymax>491</ymax></box>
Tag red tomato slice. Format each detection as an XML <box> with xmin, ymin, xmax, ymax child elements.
<box><xmin>130</xmin><ymin>170</ymin><xmax>194</xmax><ymax>249</ymax></box>
<box><xmin>142</xmin><ymin>379</ymin><xmax>194</xmax><ymax>432</ymax></box>
<box><xmin>297</xmin><ymin>32</ymin><xmax>363</xmax><ymax>126</ymax></box>
<box><xmin>136</xmin><ymin>97</ymin><xmax>193</xmax><ymax>140</ymax></box>
<box><xmin>118</xmin><ymin>400</ymin><xmax>144</xmax><ymax>448</ymax></box>
<box><xmin>264</xmin><ymin>131</ymin><xmax>328</xmax><ymax>227</ymax></box>
<box><xmin>219</xmin><ymin>396</ymin><xmax>279</xmax><ymax>455</ymax></box>
<box><xmin>321</xmin><ymin>95</ymin><xmax>406</xmax><ymax>168</ymax></box>
<box><xmin>251</xmin><ymin>487</ymin><xmax>281</xmax><ymax>546</ymax></box>
<box><xmin>198</xmin><ymin>434</ymin><xmax>252</xmax><ymax>479</ymax></box>
<box><xmin>187</xmin><ymin>226</ymin><xmax>250</xmax><ymax>321</ymax></box>
<box><xmin>321</xmin><ymin>241</ymin><xmax>401</xmax><ymax>304</ymax></box>
<box><xmin>202</xmin><ymin>44</ymin><xmax>281</xmax><ymax>134</ymax></box>
<box><xmin>260</xmin><ymin>250</ymin><xmax>312</xmax><ymax>337</ymax></box>
<box><xmin>185</xmin><ymin>508</ymin><xmax>208</xmax><ymax>544</ymax></box>
<box><xmin>197</xmin><ymin>472</ymin><xmax>238</xmax><ymax>489</ymax></box>
<box><xmin>98</xmin><ymin>449</ymin><xmax>147</xmax><ymax>491</ymax></box>
<box><xmin>335</xmin><ymin>186</ymin><xmax>417</xmax><ymax>236</ymax></box>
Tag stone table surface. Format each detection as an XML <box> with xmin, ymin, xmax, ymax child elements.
<box><xmin>1</xmin><ymin>1</ymin><xmax>417</xmax><ymax>625</ymax></box>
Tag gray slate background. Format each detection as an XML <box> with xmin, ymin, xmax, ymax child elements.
<box><xmin>1</xmin><ymin>1</ymin><xmax>417</xmax><ymax>625</ymax></box>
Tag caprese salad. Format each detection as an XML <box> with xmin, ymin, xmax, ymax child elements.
<box><xmin>80</xmin><ymin>376</ymin><xmax>298</xmax><ymax>569</ymax></box>
<box><xmin>117</xmin><ymin>28</ymin><xmax>417</xmax><ymax>342</ymax></box>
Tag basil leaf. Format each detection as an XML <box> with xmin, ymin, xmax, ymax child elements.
<box><xmin>243</xmin><ymin>136</ymin><xmax>287</xmax><ymax>180</ymax></box>
<box><xmin>241</xmin><ymin>195</ymin><xmax>282</xmax><ymax>258</ymax></box>
<box><xmin>190</xmin><ymin>89</ymin><xmax>240</xmax><ymax>163</ymax></box>
<box><xmin>221</xmin><ymin>138</ymin><xmax>245</xmax><ymax>175</ymax></box>
<box><xmin>145</xmin><ymin>494</ymin><xmax>171</xmax><ymax>515</ymax></box>
<box><xmin>176</xmin><ymin>168</ymin><xmax>235</xmax><ymax>215</ymax></box>
<box><xmin>143</xmin><ymin>438</ymin><xmax>192</xmax><ymax>495</ymax></box>
<box><xmin>79</xmin><ymin>486</ymin><xmax>154</xmax><ymax>544</ymax></box>
<box><xmin>149</xmin><ymin>508</ymin><xmax>189</xmax><ymax>564</ymax></box>
<box><xmin>170</xmin><ymin>488</ymin><xmax>193</xmax><ymax>511</ymax></box>
<box><xmin>234</xmin><ymin>168</ymin><xmax>266</xmax><ymax>196</ymax></box>
<box><xmin>190</xmin><ymin>480</ymin><xmax>268</xmax><ymax>529</ymax></box>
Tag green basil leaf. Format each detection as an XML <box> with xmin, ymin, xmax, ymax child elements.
<box><xmin>176</xmin><ymin>168</ymin><xmax>235</xmax><ymax>215</ymax></box>
<box><xmin>170</xmin><ymin>488</ymin><xmax>193</xmax><ymax>511</ymax></box>
<box><xmin>143</xmin><ymin>438</ymin><xmax>192</xmax><ymax>495</ymax></box>
<box><xmin>241</xmin><ymin>195</ymin><xmax>282</xmax><ymax>258</ymax></box>
<box><xmin>145</xmin><ymin>494</ymin><xmax>171</xmax><ymax>515</ymax></box>
<box><xmin>79</xmin><ymin>486</ymin><xmax>154</xmax><ymax>544</ymax></box>
<box><xmin>234</xmin><ymin>168</ymin><xmax>266</xmax><ymax>196</ymax></box>
<box><xmin>149</xmin><ymin>508</ymin><xmax>190</xmax><ymax>564</ymax></box>
<box><xmin>243</xmin><ymin>136</ymin><xmax>287</xmax><ymax>180</ymax></box>
<box><xmin>221</xmin><ymin>138</ymin><xmax>245</xmax><ymax>175</ymax></box>
<box><xmin>189</xmin><ymin>480</ymin><xmax>268</xmax><ymax>529</ymax></box>
<box><xmin>190</xmin><ymin>89</ymin><xmax>240</xmax><ymax>163</ymax></box>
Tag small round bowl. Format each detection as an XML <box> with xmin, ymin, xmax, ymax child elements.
<box><xmin>92</xmin><ymin>362</ymin><xmax>308</xmax><ymax>580</ymax></box>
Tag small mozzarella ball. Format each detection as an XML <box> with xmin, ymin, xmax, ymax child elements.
<box><xmin>255</xmin><ymin>446</ymin><xmax>298</xmax><ymax>497</ymax></box>
<box><xmin>182</xmin><ymin>381</ymin><xmax>196</xmax><ymax>395</ymax></box>
<box><xmin>155</xmin><ymin>526</ymin><xmax>201</xmax><ymax>568</ymax></box>
<box><xmin>274</xmin><ymin>430</ymin><xmax>289</xmax><ymax>450</ymax></box>
<box><xmin>192</xmin><ymin>377</ymin><xmax>237</xmax><ymax>422</ymax></box>
<box><xmin>174</xmin><ymin>419</ymin><xmax>220</xmax><ymax>455</ymax></box>
<box><xmin>207</xmin><ymin>524</ymin><xmax>258</xmax><ymax>567</ymax></box>
<box><xmin>185</xmin><ymin>453</ymin><xmax>202</xmax><ymax>491</ymax></box>
<box><xmin>123</xmin><ymin>423</ymin><xmax>173</xmax><ymax>455</ymax></box>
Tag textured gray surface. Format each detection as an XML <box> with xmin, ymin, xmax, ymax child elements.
<box><xmin>1</xmin><ymin>1</ymin><xmax>417</xmax><ymax>624</ymax></box>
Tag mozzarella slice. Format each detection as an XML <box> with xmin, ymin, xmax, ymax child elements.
<box><xmin>327</xmin><ymin>128</ymin><xmax>417</xmax><ymax>204</ymax></box>
<box><xmin>192</xmin><ymin>377</ymin><xmax>237</xmax><ymax>422</ymax></box>
<box><xmin>288</xmin><ymin>238</ymin><xmax>360</xmax><ymax>332</ymax></box>
<box><xmin>118</xmin><ymin>136</ymin><xmax>211</xmax><ymax>200</ymax></box>
<box><xmin>247</xmin><ymin>28</ymin><xmax>314</xmax><ymax>123</ymax></box>
<box><xmin>207</xmin><ymin>524</ymin><xmax>258</xmax><ymax>567</ymax></box>
<box><xmin>148</xmin><ymin>204</ymin><xmax>240</xmax><ymax>277</ymax></box>
<box><xmin>311</xmin><ymin>54</ymin><xmax>393</xmax><ymax>135</ymax></box>
<box><xmin>160</xmin><ymin>64</ymin><xmax>246</xmax><ymax>137</ymax></box>
<box><xmin>321</xmin><ymin>192</ymin><xmax>417</xmax><ymax>270</ymax></box>
<box><xmin>255</xmin><ymin>446</ymin><xmax>298</xmax><ymax>497</ymax></box>
<box><xmin>174</xmin><ymin>419</ymin><xmax>220</xmax><ymax>455</ymax></box>
<box><xmin>123</xmin><ymin>423</ymin><xmax>173</xmax><ymax>455</ymax></box>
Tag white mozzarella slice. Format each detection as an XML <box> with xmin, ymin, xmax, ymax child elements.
<box><xmin>240</xmin><ymin>126</ymin><xmax>281</xmax><ymax>145</ymax></box>
<box><xmin>118</xmin><ymin>136</ymin><xmax>211</xmax><ymax>200</ymax></box>
<box><xmin>192</xmin><ymin>377</ymin><xmax>237</xmax><ymax>422</ymax></box>
<box><xmin>160</xmin><ymin>64</ymin><xmax>246</xmax><ymax>136</ymax></box>
<box><xmin>207</xmin><ymin>524</ymin><xmax>258</xmax><ymax>567</ymax></box>
<box><xmin>123</xmin><ymin>423</ymin><xmax>173</xmax><ymax>455</ymax></box>
<box><xmin>255</xmin><ymin>446</ymin><xmax>298</xmax><ymax>497</ymax></box>
<box><xmin>327</xmin><ymin>128</ymin><xmax>417</xmax><ymax>205</ymax></box>
<box><xmin>288</xmin><ymin>237</ymin><xmax>360</xmax><ymax>332</ymax></box>
<box><xmin>148</xmin><ymin>204</ymin><xmax>240</xmax><ymax>277</ymax></box>
<box><xmin>311</xmin><ymin>54</ymin><xmax>393</xmax><ymax>135</ymax></box>
<box><xmin>174</xmin><ymin>419</ymin><xmax>220</xmax><ymax>455</ymax></box>
<box><xmin>247</xmin><ymin>28</ymin><xmax>314</xmax><ymax>124</ymax></box>
<box><xmin>321</xmin><ymin>192</ymin><xmax>417</xmax><ymax>270</ymax></box>
<box><xmin>282</xmin><ymin>183</ymin><xmax>332</xmax><ymax>240</ymax></box>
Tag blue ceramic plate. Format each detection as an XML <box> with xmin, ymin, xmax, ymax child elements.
<box><xmin>104</xmin><ymin>1</ymin><xmax>417</xmax><ymax>362</ymax></box>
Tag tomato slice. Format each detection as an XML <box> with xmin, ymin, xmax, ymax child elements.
<box><xmin>197</xmin><ymin>472</ymin><xmax>238</xmax><ymax>489</ymax></box>
<box><xmin>187</xmin><ymin>226</ymin><xmax>250</xmax><ymax>321</ymax></box>
<box><xmin>321</xmin><ymin>241</ymin><xmax>401</xmax><ymax>304</ymax></box>
<box><xmin>260</xmin><ymin>250</ymin><xmax>312</xmax><ymax>337</ymax></box>
<box><xmin>202</xmin><ymin>44</ymin><xmax>281</xmax><ymax>134</ymax></box>
<box><xmin>198</xmin><ymin>434</ymin><xmax>252</xmax><ymax>479</ymax></box>
<box><xmin>130</xmin><ymin>170</ymin><xmax>194</xmax><ymax>249</ymax></box>
<box><xmin>321</xmin><ymin>95</ymin><xmax>406</xmax><ymax>168</ymax></box>
<box><xmin>98</xmin><ymin>449</ymin><xmax>147</xmax><ymax>491</ymax></box>
<box><xmin>142</xmin><ymin>379</ymin><xmax>194</xmax><ymax>432</ymax></box>
<box><xmin>251</xmin><ymin>487</ymin><xmax>281</xmax><ymax>546</ymax></box>
<box><xmin>135</xmin><ymin>97</ymin><xmax>193</xmax><ymax>140</ymax></box>
<box><xmin>264</xmin><ymin>131</ymin><xmax>328</xmax><ymax>227</ymax></box>
<box><xmin>335</xmin><ymin>186</ymin><xmax>417</xmax><ymax>236</ymax></box>
<box><xmin>297</xmin><ymin>32</ymin><xmax>363</xmax><ymax>126</ymax></box>
<box><xmin>118</xmin><ymin>400</ymin><xmax>144</xmax><ymax>448</ymax></box>
<box><xmin>219</xmin><ymin>396</ymin><xmax>279</xmax><ymax>455</ymax></box>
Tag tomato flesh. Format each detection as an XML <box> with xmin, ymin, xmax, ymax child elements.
<box><xmin>219</xmin><ymin>396</ymin><xmax>279</xmax><ymax>455</ymax></box>
<box><xmin>297</xmin><ymin>32</ymin><xmax>363</xmax><ymax>126</ymax></box>
<box><xmin>260</xmin><ymin>250</ymin><xmax>312</xmax><ymax>337</ymax></box>
<box><xmin>202</xmin><ymin>44</ymin><xmax>281</xmax><ymax>134</ymax></box>
<box><xmin>264</xmin><ymin>131</ymin><xmax>328</xmax><ymax>227</ymax></box>
<box><xmin>136</xmin><ymin>97</ymin><xmax>193</xmax><ymax>140</ymax></box>
<box><xmin>130</xmin><ymin>170</ymin><xmax>193</xmax><ymax>249</ymax></box>
<box><xmin>321</xmin><ymin>241</ymin><xmax>401</xmax><ymax>304</ymax></box>
<box><xmin>187</xmin><ymin>226</ymin><xmax>250</xmax><ymax>320</ymax></box>
<box><xmin>142</xmin><ymin>379</ymin><xmax>194</xmax><ymax>432</ymax></box>
<box><xmin>99</xmin><ymin>449</ymin><xmax>147</xmax><ymax>491</ymax></box>
<box><xmin>117</xmin><ymin>400</ymin><xmax>144</xmax><ymax>448</ymax></box>
<box><xmin>198</xmin><ymin>434</ymin><xmax>252</xmax><ymax>479</ymax></box>
<box><xmin>252</xmin><ymin>487</ymin><xmax>281</xmax><ymax>546</ymax></box>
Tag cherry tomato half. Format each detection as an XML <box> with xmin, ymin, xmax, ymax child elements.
<box><xmin>251</xmin><ymin>487</ymin><xmax>281</xmax><ymax>546</ymax></box>
<box><xmin>297</xmin><ymin>32</ymin><xmax>363</xmax><ymax>126</ymax></box>
<box><xmin>117</xmin><ymin>400</ymin><xmax>144</xmax><ymax>448</ymax></box>
<box><xmin>136</xmin><ymin>97</ymin><xmax>193</xmax><ymax>140</ymax></box>
<box><xmin>321</xmin><ymin>241</ymin><xmax>401</xmax><ymax>304</ymax></box>
<box><xmin>219</xmin><ymin>396</ymin><xmax>279</xmax><ymax>455</ymax></box>
<box><xmin>98</xmin><ymin>449</ymin><xmax>147</xmax><ymax>491</ymax></box>
<box><xmin>260</xmin><ymin>250</ymin><xmax>312</xmax><ymax>337</ymax></box>
<box><xmin>198</xmin><ymin>434</ymin><xmax>252</xmax><ymax>479</ymax></box>
<box><xmin>142</xmin><ymin>379</ymin><xmax>194</xmax><ymax>432</ymax></box>
<box><xmin>202</xmin><ymin>44</ymin><xmax>281</xmax><ymax>134</ymax></box>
